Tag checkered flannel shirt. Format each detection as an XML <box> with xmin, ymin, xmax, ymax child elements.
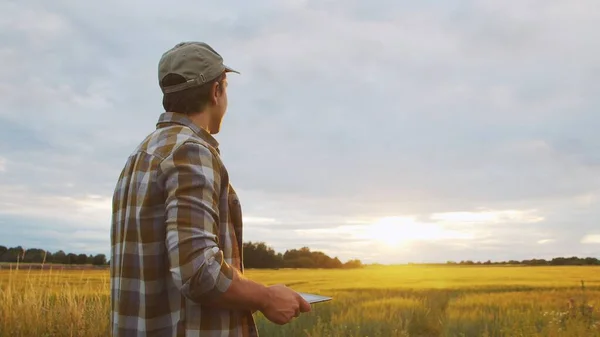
<box><xmin>110</xmin><ymin>112</ymin><xmax>258</xmax><ymax>337</ymax></box>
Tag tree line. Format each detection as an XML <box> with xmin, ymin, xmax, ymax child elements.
<box><xmin>4</xmin><ymin>243</ymin><xmax>596</xmax><ymax>267</ymax></box>
<box><xmin>0</xmin><ymin>246</ymin><xmax>107</xmax><ymax>265</ymax></box>
<box><xmin>445</xmin><ymin>256</ymin><xmax>600</xmax><ymax>266</ymax></box>
<box><xmin>0</xmin><ymin>243</ymin><xmax>364</xmax><ymax>269</ymax></box>
<box><xmin>243</xmin><ymin>242</ymin><xmax>363</xmax><ymax>269</ymax></box>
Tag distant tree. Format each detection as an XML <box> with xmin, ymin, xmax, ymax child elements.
<box><xmin>343</xmin><ymin>259</ymin><xmax>364</xmax><ymax>269</ymax></box>
<box><xmin>76</xmin><ymin>254</ymin><xmax>88</xmax><ymax>265</ymax></box>
<box><xmin>525</xmin><ymin>259</ymin><xmax>548</xmax><ymax>266</ymax></box>
<box><xmin>0</xmin><ymin>246</ymin><xmax>23</xmax><ymax>263</ymax></box>
<box><xmin>23</xmin><ymin>248</ymin><xmax>46</xmax><ymax>263</ymax></box>
<box><xmin>66</xmin><ymin>253</ymin><xmax>78</xmax><ymax>264</ymax></box>
<box><xmin>53</xmin><ymin>250</ymin><xmax>67</xmax><ymax>264</ymax></box>
<box><xmin>44</xmin><ymin>251</ymin><xmax>54</xmax><ymax>263</ymax></box>
<box><xmin>243</xmin><ymin>241</ymin><xmax>283</xmax><ymax>268</ymax></box>
<box><xmin>92</xmin><ymin>254</ymin><xmax>107</xmax><ymax>266</ymax></box>
<box><xmin>285</xmin><ymin>256</ymin><xmax>317</xmax><ymax>268</ymax></box>
<box><xmin>329</xmin><ymin>257</ymin><xmax>343</xmax><ymax>269</ymax></box>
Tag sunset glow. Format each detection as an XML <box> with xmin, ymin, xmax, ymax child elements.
<box><xmin>361</xmin><ymin>216</ymin><xmax>473</xmax><ymax>247</ymax></box>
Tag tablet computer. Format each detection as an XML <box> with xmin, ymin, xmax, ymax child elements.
<box><xmin>297</xmin><ymin>292</ymin><xmax>333</xmax><ymax>304</ymax></box>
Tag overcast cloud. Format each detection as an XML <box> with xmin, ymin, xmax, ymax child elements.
<box><xmin>1</xmin><ymin>0</ymin><xmax>599</xmax><ymax>264</ymax></box>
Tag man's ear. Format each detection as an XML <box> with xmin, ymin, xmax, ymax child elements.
<box><xmin>211</xmin><ymin>81</ymin><xmax>220</xmax><ymax>104</ymax></box>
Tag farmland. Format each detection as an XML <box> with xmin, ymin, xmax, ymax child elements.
<box><xmin>0</xmin><ymin>264</ymin><xmax>599</xmax><ymax>336</ymax></box>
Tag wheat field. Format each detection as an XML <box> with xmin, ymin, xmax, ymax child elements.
<box><xmin>0</xmin><ymin>264</ymin><xmax>598</xmax><ymax>336</ymax></box>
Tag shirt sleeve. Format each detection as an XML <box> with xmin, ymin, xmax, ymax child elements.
<box><xmin>159</xmin><ymin>141</ymin><xmax>234</xmax><ymax>303</ymax></box>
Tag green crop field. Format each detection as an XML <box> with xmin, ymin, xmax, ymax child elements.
<box><xmin>0</xmin><ymin>264</ymin><xmax>598</xmax><ymax>336</ymax></box>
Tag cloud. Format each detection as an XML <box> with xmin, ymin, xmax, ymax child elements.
<box><xmin>0</xmin><ymin>3</ymin><xmax>70</xmax><ymax>49</ymax></box>
<box><xmin>581</xmin><ymin>235</ymin><xmax>600</xmax><ymax>244</ymax></box>
<box><xmin>431</xmin><ymin>209</ymin><xmax>544</xmax><ymax>225</ymax></box>
<box><xmin>0</xmin><ymin>0</ymin><xmax>599</xmax><ymax>262</ymax></box>
<box><xmin>242</xmin><ymin>217</ymin><xmax>277</xmax><ymax>225</ymax></box>
<box><xmin>0</xmin><ymin>184</ymin><xmax>111</xmax><ymax>231</ymax></box>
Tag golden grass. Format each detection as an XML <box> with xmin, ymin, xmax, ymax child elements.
<box><xmin>0</xmin><ymin>264</ymin><xmax>599</xmax><ymax>336</ymax></box>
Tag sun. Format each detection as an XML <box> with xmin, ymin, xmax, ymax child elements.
<box><xmin>363</xmin><ymin>217</ymin><xmax>411</xmax><ymax>246</ymax></box>
<box><xmin>358</xmin><ymin>216</ymin><xmax>418</xmax><ymax>247</ymax></box>
<box><xmin>361</xmin><ymin>216</ymin><xmax>461</xmax><ymax>247</ymax></box>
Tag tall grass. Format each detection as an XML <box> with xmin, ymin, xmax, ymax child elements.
<box><xmin>0</xmin><ymin>264</ymin><xmax>598</xmax><ymax>336</ymax></box>
<box><xmin>0</xmin><ymin>264</ymin><xmax>109</xmax><ymax>337</ymax></box>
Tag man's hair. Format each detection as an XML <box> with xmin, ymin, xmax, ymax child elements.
<box><xmin>161</xmin><ymin>72</ymin><xmax>226</xmax><ymax>115</ymax></box>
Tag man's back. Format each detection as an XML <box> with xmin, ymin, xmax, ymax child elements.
<box><xmin>110</xmin><ymin>112</ymin><xmax>257</xmax><ymax>337</ymax></box>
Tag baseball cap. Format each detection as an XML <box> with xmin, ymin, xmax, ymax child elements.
<box><xmin>158</xmin><ymin>41</ymin><xmax>239</xmax><ymax>94</ymax></box>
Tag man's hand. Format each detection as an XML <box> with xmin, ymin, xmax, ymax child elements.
<box><xmin>259</xmin><ymin>284</ymin><xmax>311</xmax><ymax>325</ymax></box>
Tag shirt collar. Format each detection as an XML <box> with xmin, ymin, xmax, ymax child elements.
<box><xmin>156</xmin><ymin>112</ymin><xmax>219</xmax><ymax>149</ymax></box>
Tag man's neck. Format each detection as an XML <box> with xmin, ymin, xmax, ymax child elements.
<box><xmin>189</xmin><ymin>111</ymin><xmax>212</xmax><ymax>134</ymax></box>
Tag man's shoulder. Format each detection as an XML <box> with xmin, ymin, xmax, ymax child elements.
<box><xmin>134</xmin><ymin>124</ymin><xmax>218</xmax><ymax>161</ymax></box>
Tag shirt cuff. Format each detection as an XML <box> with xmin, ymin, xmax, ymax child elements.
<box><xmin>183</xmin><ymin>247</ymin><xmax>235</xmax><ymax>303</ymax></box>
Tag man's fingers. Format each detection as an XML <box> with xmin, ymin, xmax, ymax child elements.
<box><xmin>299</xmin><ymin>297</ymin><xmax>312</xmax><ymax>312</ymax></box>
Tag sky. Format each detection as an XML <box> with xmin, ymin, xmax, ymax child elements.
<box><xmin>0</xmin><ymin>0</ymin><xmax>599</xmax><ymax>264</ymax></box>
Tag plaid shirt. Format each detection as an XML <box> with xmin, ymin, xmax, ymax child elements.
<box><xmin>110</xmin><ymin>112</ymin><xmax>258</xmax><ymax>337</ymax></box>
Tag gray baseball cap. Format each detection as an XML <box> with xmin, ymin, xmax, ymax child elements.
<box><xmin>158</xmin><ymin>41</ymin><xmax>239</xmax><ymax>94</ymax></box>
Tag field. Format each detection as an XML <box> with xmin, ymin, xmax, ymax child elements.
<box><xmin>0</xmin><ymin>264</ymin><xmax>599</xmax><ymax>336</ymax></box>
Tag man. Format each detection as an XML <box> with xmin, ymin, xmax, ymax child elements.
<box><xmin>110</xmin><ymin>41</ymin><xmax>311</xmax><ymax>337</ymax></box>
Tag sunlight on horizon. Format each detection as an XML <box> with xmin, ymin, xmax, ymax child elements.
<box><xmin>360</xmin><ymin>216</ymin><xmax>474</xmax><ymax>247</ymax></box>
<box><xmin>296</xmin><ymin>215</ymin><xmax>477</xmax><ymax>251</ymax></box>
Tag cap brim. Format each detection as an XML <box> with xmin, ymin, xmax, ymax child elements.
<box><xmin>224</xmin><ymin>64</ymin><xmax>240</xmax><ymax>74</ymax></box>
